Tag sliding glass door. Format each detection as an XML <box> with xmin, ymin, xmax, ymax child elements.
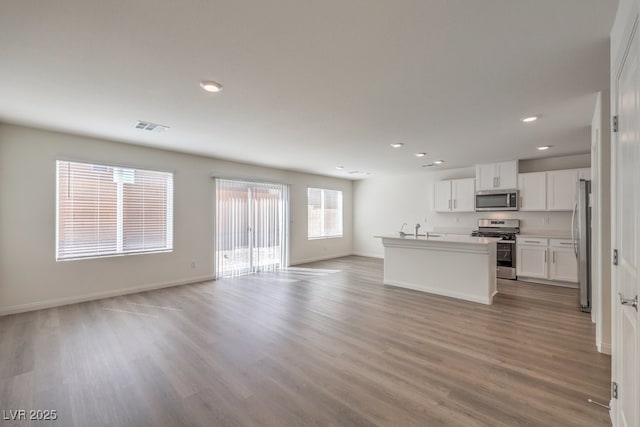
<box><xmin>215</xmin><ymin>179</ymin><xmax>289</xmax><ymax>278</ymax></box>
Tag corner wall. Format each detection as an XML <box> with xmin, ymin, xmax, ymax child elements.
<box><xmin>0</xmin><ymin>124</ymin><xmax>353</xmax><ymax>314</ymax></box>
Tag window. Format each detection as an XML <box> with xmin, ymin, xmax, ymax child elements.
<box><xmin>307</xmin><ymin>188</ymin><xmax>343</xmax><ymax>239</ymax></box>
<box><xmin>56</xmin><ymin>160</ymin><xmax>173</xmax><ymax>260</ymax></box>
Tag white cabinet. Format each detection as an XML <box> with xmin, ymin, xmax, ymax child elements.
<box><xmin>548</xmin><ymin>239</ymin><xmax>578</xmax><ymax>282</ymax></box>
<box><xmin>452</xmin><ymin>178</ymin><xmax>475</xmax><ymax>212</ymax></box>
<box><xmin>518</xmin><ymin>172</ymin><xmax>546</xmax><ymax>211</ymax></box>
<box><xmin>547</xmin><ymin>169</ymin><xmax>578</xmax><ymax>211</ymax></box>
<box><xmin>476</xmin><ymin>161</ymin><xmax>518</xmax><ymax>190</ymax></box>
<box><xmin>517</xmin><ymin>237</ymin><xmax>578</xmax><ymax>284</ymax></box>
<box><xmin>516</xmin><ymin>238</ymin><xmax>548</xmax><ymax>279</ymax></box>
<box><xmin>433</xmin><ymin>178</ymin><xmax>475</xmax><ymax>212</ymax></box>
<box><xmin>434</xmin><ymin>180</ymin><xmax>452</xmax><ymax>212</ymax></box>
<box><xmin>517</xmin><ymin>168</ymin><xmax>591</xmax><ymax>212</ymax></box>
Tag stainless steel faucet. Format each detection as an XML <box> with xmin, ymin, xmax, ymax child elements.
<box><xmin>400</xmin><ymin>222</ymin><xmax>407</xmax><ymax>234</ymax></box>
<box><xmin>414</xmin><ymin>223</ymin><xmax>421</xmax><ymax>237</ymax></box>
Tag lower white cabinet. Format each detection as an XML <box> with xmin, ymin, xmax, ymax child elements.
<box><xmin>516</xmin><ymin>238</ymin><xmax>548</xmax><ymax>279</ymax></box>
<box><xmin>517</xmin><ymin>237</ymin><xmax>578</xmax><ymax>284</ymax></box>
<box><xmin>548</xmin><ymin>240</ymin><xmax>578</xmax><ymax>282</ymax></box>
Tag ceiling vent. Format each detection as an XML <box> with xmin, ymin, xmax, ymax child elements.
<box><xmin>135</xmin><ymin>120</ymin><xmax>170</xmax><ymax>133</ymax></box>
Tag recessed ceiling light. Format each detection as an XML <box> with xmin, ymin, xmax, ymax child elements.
<box><xmin>336</xmin><ymin>166</ymin><xmax>344</xmax><ymax>170</ymax></box>
<box><xmin>537</xmin><ymin>145</ymin><xmax>551</xmax><ymax>151</ymax></box>
<box><xmin>434</xmin><ymin>160</ymin><xmax>444</xmax><ymax>165</ymax></box>
<box><xmin>390</xmin><ymin>143</ymin><xmax>404</xmax><ymax>148</ymax></box>
<box><xmin>200</xmin><ymin>80</ymin><xmax>223</xmax><ymax>93</ymax></box>
<box><xmin>415</xmin><ymin>153</ymin><xmax>426</xmax><ymax>157</ymax></box>
<box><xmin>521</xmin><ymin>115</ymin><xmax>540</xmax><ymax>123</ymax></box>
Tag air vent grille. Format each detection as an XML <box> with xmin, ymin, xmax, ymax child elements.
<box><xmin>135</xmin><ymin>120</ymin><xmax>170</xmax><ymax>133</ymax></box>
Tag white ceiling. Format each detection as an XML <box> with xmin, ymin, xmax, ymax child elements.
<box><xmin>0</xmin><ymin>0</ymin><xmax>618</xmax><ymax>178</ymax></box>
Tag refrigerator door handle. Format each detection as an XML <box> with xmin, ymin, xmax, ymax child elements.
<box><xmin>571</xmin><ymin>202</ymin><xmax>578</xmax><ymax>258</ymax></box>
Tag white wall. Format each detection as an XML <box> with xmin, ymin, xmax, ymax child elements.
<box><xmin>354</xmin><ymin>155</ymin><xmax>590</xmax><ymax>258</ymax></box>
<box><xmin>0</xmin><ymin>124</ymin><xmax>353</xmax><ymax>314</ymax></box>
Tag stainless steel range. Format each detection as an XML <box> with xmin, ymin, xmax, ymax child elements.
<box><xmin>471</xmin><ymin>219</ymin><xmax>520</xmax><ymax>280</ymax></box>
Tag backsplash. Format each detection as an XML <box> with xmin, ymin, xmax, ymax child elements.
<box><xmin>428</xmin><ymin>210</ymin><xmax>572</xmax><ymax>235</ymax></box>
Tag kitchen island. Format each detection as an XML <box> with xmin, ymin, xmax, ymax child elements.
<box><xmin>375</xmin><ymin>234</ymin><xmax>500</xmax><ymax>304</ymax></box>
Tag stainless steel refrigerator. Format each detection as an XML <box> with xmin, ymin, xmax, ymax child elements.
<box><xmin>572</xmin><ymin>179</ymin><xmax>591</xmax><ymax>312</ymax></box>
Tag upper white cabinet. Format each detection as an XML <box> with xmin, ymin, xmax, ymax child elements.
<box><xmin>517</xmin><ymin>168</ymin><xmax>590</xmax><ymax>212</ymax></box>
<box><xmin>434</xmin><ymin>180</ymin><xmax>452</xmax><ymax>212</ymax></box>
<box><xmin>433</xmin><ymin>178</ymin><xmax>475</xmax><ymax>212</ymax></box>
<box><xmin>476</xmin><ymin>161</ymin><xmax>518</xmax><ymax>190</ymax></box>
<box><xmin>452</xmin><ymin>178</ymin><xmax>475</xmax><ymax>212</ymax></box>
<box><xmin>547</xmin><ymin>169</ymin><xmax>579</xmax><ymax>211</ymax></box>
<box><xmin>518</xmin><ymin>172</ymin><xmax>547</xmax><ymax>211</ymax></box>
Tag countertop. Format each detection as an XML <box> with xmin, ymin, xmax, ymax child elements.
<box><xmin>375</xmin><ymin>234</ymin><xmax>501</xmax><ymax>246</ymax></box>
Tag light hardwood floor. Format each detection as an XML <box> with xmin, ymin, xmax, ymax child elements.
<box><xmin>0</xmin><ymin>256</ymin><xmax>611</xmax><ymax>426</ymax></box>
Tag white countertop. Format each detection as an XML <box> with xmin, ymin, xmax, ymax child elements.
<box><xmin>375</xmin><ymin>234</ymin><xmax>501</xmax><ymax>246</ymax></box>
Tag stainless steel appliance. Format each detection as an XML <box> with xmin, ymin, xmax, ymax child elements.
<box><xmin>471</xmin><ymin>219</ymin><xmax>520</xmax><ymax>279</ymax></box>
<box><xmin>475</xmin><ymin>190</ymin><xmax>519</xmax><ymax>211</ymax></box>
<box><xmin>573</xmin><ymin>179</ymin><xmax>591</xmax><ymax>312</ymax></box>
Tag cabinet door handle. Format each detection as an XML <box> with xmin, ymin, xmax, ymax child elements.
<box><xmin>544</xmin><ymin>250</ymin><xmax>547</xmax><ymax>263</ymax></box>
<box><xmin>552</xmin><ymin>250</ymin><xmax>556</xmax><ymax>263</ymax></box>
<box><xmin>519</xmin><ymin>196</ymin><xmax>523</xmax><ymax>208</ymax></box>
<box><xmin>496</xmin><ymin>176</ymin><xmax>500</xmax><ymax>188</ymax></box>
<box><xmin>454</xmin><ymin>199</ymin><xmax>457</xmax><ymax>209</ymax></box>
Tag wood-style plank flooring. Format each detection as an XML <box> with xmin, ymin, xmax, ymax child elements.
<box><xmin>0</xmin><ymin>256</ymin><xmax>611</xmax><ymax>426</ymax></box>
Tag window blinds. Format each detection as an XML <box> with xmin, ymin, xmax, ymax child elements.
<box><xmin>307</xmin><ymin>188</ymin><xmax>343</xmax><ymax>239</ymax></box>
<box><xmin>56</xmin><ymin>160</ymin><xmax>173</xmax><ymax>260</ymax></box>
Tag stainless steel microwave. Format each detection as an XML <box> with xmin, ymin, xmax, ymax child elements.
<box><xmin>475</xmin><ymin>190</ymin><xmax>519</xmax><ymax>211</ymax></box>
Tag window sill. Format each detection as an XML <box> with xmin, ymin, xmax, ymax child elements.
<box><xmin>307</xmin><ymin>235</ymin><xmax>343</xmax><ymax>241</ymax></box>
<box><xmin>56</xmin><ymin>249</ymin><xmax>173</xmax><ymax>262</ymax></box>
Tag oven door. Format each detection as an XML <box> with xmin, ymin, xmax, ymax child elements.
<box><xmin>496</xmin><ymin>241</ymin><xmax>517</xmax><ymax>279</ymax></box>
<box><xmin>475</xmin><ymin>190</ymin><xmax>519</xmax><ymax>211</ymax></box>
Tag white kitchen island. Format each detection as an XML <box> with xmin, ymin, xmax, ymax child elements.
<box><xmin>376</xmin><ymin>234</ymin><xmax>500</xmax><ymax>305</ymax></box>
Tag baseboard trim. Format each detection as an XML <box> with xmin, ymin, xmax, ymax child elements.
<box><xmin>383</xmin><ymin>279</ymin><xmax>493</xmax><ymax>305</ymax></box>
<box><xmin>0</xmin><ymin>275</ymin><xmax>215</xmax><ymax>316</ymax></box>
<box><xmin>290</xmin><ymin>252</ymin><xmax>354</xmax><ymax>266</ymax></box>
<box><xmin>598</xmin><ymin>341</ymin><xmax>612</xmax><ymax>355</ymax></box>
<box><xmin>517</xmin><ymin>276</ymin><xmax>579</xmax><ymax>288</ymax></box>
<box><xmin>351</xmin><ymin>252</ymin><xmax>383</xmax><ymax>259</ymax></box>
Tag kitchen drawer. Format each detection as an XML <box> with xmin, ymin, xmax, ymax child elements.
<box><xmin>516</xmin><ymin>237</ymin><xmax>548</xmax><ymax>246</ymax></box>
<box><xmin>550</xmin><ymin>239</ymin><xmax>575</xmax><ymax>247</ymax></box>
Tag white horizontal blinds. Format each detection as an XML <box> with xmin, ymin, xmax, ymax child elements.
<box><xmin>122</xmin><ymin>168</ymin><xmax>173</xmax><ymax>252</ymax></box>
<box><xmin>57</xmin><ymin>161</ymin><xmax>118</xmax><ymax>258</ymax></box>
<box><xmin>215</xmin><ymin>179</ymin><xmax>289</xmax><ymax>278</ymax></box>
<box><xmin>56</xmin><ymin>160</ymin><xmax>173</xmax><ymax>260</ymax></box>
<box><xmin>307</xmin><ymin>188</ymin><xmax>343</xmax><ymax>238</ymax></box>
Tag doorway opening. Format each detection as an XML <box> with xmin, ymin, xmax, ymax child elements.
<box><xmin>214</xmin><ymin>179</ymin><xmax>289</xmax><ymax>278</ymax></box>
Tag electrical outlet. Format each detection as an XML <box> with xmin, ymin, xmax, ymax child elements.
<box><xmin>456</xmin><ymin>217</ymin><xmax>460</xmax><ymax>223</ymax></box>
<box><xmin>191</xmin><ymin>261</ymin><xmax>196</xmax><ymax>269</ymax></box>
